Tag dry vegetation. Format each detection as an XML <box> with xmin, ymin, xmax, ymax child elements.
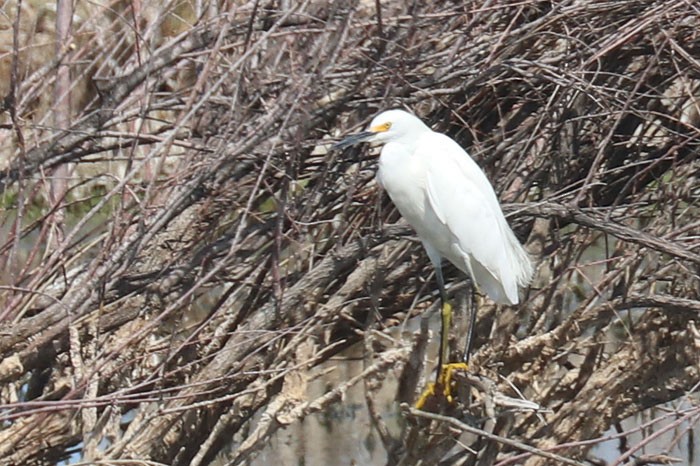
<box><xmin>1</xmin><ymin>0</ymin><xmax>699</xmax><ymax>465</ymax></box>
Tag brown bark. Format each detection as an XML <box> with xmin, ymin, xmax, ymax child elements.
<box><xmin>0</xmin><ymin>1</ymin><xmax>698</xmax><ymax>465</ymax></box>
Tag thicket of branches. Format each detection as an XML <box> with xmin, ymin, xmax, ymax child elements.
<box><xmin>1</xmin><ymin>0</ymin><xmax>699</xmax><ymax>465</ymax></box>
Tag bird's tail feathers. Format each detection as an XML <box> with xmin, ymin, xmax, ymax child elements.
<box><xmin>506</xmin><ymin>226</ymin><xmax>534</xmax><ymax>287</ymax></box>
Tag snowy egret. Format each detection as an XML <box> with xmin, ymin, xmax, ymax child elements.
<box><xmin>333</xmin><ymin>109</ymin><xmax>533</xmax><ymax>403</ymax></box>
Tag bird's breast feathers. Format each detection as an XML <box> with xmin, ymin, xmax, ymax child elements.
<box><xmin>376</xmin><ymin>141</ymin><xmax>429</xmax><ymax>219</ymax></box>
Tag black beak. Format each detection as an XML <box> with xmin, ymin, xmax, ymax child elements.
<box><xmin>331</xmin><ymin>131</ymin><xmax>375</xmax><ymax>151</ymax></box>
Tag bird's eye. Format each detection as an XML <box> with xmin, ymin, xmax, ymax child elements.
<box><xmin>382</xmin><ymin>122</ymin><xmax>392</xmax><ymax>131</ymax></box>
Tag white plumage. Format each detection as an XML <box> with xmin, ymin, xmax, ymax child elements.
<box><xmin>335</xmin><ymin>109</ymin><xmax>533</xmax><ymax>305</ymax></box>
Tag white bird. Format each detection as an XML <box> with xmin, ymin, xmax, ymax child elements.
<box><xmin>333</xmin><ymin>109</ymin><xmax>533</xmax><ymax>397</ymax></box>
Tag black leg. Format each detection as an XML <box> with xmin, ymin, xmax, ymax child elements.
<box><xmin>462</xmin><ymin>278</ymin><xmax>477</xmax><ymax>363</ymax></box>
<box><xmin>435</xmin><ymin>263</ymin><xmax>448</xmax><ymax>304</ymax></box>
<box><xmin>416</xmin><ymin>266</ymin><xmax>471</xmax><ymax>408</ymax></box>
<box><xmin>435</xmin><ymin>265</ymin><xmax>451</xmax><ymax>385</ymax></box>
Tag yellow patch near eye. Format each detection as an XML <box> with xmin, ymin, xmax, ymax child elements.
<box><xmin>371</xmin><ymin>122</ymin><xmax>392</xmax><ymax>132</ymax></box>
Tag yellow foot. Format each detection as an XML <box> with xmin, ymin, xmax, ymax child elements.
<box><xmin>414</xmin><ymin>382</ymin><xmax>437</xmax><ymax>409</ymax></box>
<box><xmin>414</xmin><ymin>362</ymin><xmax>469</xmax><ymax>409</ymax></box>
<box><xmin>440</xmin><ymin>362</ymin><xmax>469</xmax><ymax>402</ymax></box>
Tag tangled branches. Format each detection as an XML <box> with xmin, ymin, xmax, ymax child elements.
<box><xmin>0</xmin><ymin>0</ymin><xmax>698</xmax><ymax>465</ymax></box>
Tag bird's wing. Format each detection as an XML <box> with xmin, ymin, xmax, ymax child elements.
<box><xmin>420</xmin><ymin>133</ymin><xmax>518</xmax><ymax>303</ymax></box>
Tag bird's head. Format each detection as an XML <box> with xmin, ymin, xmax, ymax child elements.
<box><xmin>332</xmin><ymin>109</ymin><xmax>430</xmax><ymax>150</ymax></box>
